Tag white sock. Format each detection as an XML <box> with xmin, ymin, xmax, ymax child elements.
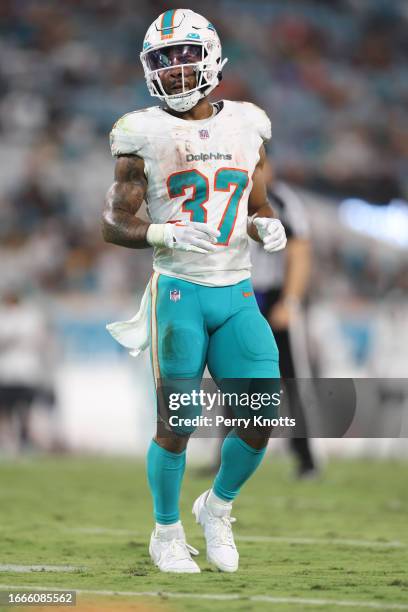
<box><xmin>206</xmin><ymin>489</ymin><xmax>232</xmax><ymax>517</ymax></box>
<box><xmin>155</xmin><ymin>520</ymin><xmax>183</xmax><ymax>539</ymax></box>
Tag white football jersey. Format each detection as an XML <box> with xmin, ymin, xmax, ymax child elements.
<box><xmin>110</xmin><ymin>100</ymin><xmax>271</xmax><ymax>286</ymax></box>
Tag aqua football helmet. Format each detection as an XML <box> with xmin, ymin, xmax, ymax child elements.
<box><xmin>140</xmin><ymin>9</ymin><xmax>228</xmax><ymax>112</ymax></box>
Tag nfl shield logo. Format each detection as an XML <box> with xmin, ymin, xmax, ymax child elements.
<box><xmin>199</xmin><ymin>129</ymin><xmax>209</xmax><ymax>139</ymax></box>
<box><xmin>170</xmin><ymin>289</ymin><xmax>181</xmax><ymax>302</ymax></box>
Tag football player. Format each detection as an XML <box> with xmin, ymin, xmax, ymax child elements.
<box><xmin>102</xmin><ymin>9</ymin><xmax>287</xmax><ymax>573</ymax></box>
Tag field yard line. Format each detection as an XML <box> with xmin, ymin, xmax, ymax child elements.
<box><xmin>235</xmin><ymin>536</ymin><xmax>405</xmax><ymax>548</ymax></box>
<box><xmin>64</xmin><ymin>527</ymin><xmax>405</xmax><ymax>548</ymax></box>
<box><xmin>0</xmin><ymin>566</ymin><xmax>85</xmax><ymax>573</ymax></box>
<box><xmin>64</xmin><ymin>527</ymin><xmax>138</xmax><ymax>536</ymax></box>
<box><xmin>0</xmin><ymin>585</ymin><xmax>408</xmax><ymax>610</ymax></box>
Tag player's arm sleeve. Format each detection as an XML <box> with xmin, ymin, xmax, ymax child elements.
<box><xmin>109</xmin><ymin>114</ymin><xmax>144</xmax><ymax>157</ymax></box>
<box><xmin>245</xmin><ymin>102</ymin><xmax>272</xmax><ymax>142</ymax></box>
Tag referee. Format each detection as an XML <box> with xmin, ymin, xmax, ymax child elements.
<box><xmin>250</xmin><ymin>158</ymin><xmax>317</xmax><ymax>478</ymax></box>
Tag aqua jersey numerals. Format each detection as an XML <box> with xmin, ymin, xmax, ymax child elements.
<box><xmin>167</xmin><ymin>168</ymin><xmax>249</xmax><ymax>246</ymax></box>
<box><xmin>214</xmin><ymin>168</ymin><xmax>249</xmax><ymax>244</ymax></box>
<box><xmin>167</xmin><ymin>170</ymin><xmax>209</xmax><ymax>224</ymax></box>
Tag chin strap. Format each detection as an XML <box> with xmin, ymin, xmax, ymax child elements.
<box><xmin>165</xmin><ymin>57</ymin><xmax>229</xmax><ymax>112</ymax></box>
<box><xmin>166</xmin><ymin>89</ymin><xmax>202</xmax><ymax>112</ymax></box>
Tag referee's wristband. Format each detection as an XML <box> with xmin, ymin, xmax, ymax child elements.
<box><xmin>282</xmin><ymin>295</ymin><xmax>301</xmax><ymax>307</ymax></box>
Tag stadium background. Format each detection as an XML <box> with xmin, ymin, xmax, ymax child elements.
<box><xmin>0</xmin><ymin>0</ymin><xmax>407</xmax><ymax>459</ymax></box>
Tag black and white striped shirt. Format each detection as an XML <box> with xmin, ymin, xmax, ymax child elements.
<box><xmin>250</xmin><ymin>182</ymin><xmax>310</xmax><ymax>291</ymax></box>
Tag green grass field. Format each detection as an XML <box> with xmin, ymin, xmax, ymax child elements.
<box><xmin>0</xmin><ymin>455</ymin><xmax>407</xmax><ymax>612</ymax></box>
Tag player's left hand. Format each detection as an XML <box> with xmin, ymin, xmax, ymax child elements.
<box><xmin>253</xmin><ymin>217</ymin><xmax>287</xmax><ymax>253</ymax></box>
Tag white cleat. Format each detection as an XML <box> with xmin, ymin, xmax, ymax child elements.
<box><xmin>192</xmin><ymin>490</ymin><xmax>239</xmax><ymax>573</ymax></box>
<box><xmin>149</xmin><ymin>522</ymin><xmax>200</xmax><ymax>573</ymax></box>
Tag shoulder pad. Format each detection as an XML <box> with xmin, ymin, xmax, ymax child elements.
<box><xmin>240</xmin><ymin>102</ymin><xmax>271</xmax><ymax>142</ymax></box>
<box><xmin>109</xmin><ymin>108</ymin><xmax>156</xmax><ymax>157</ymax></box>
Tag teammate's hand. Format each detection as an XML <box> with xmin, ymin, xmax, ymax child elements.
<box><xmin>253</xmin><ymin>217</ymin><xmax>287</xmax><ymax>253</ymax></box>
<box><xmin>164</xmin><ymin>221</ymin><xmax>220</xmax><ymax>254</ymax></box>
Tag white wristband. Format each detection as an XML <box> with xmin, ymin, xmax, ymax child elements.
<box><xmin>146</xmin><ymin>224</ymin><xmax>166</xmax><ymax>247</ymax></box>
<box><xmin>247</xmin><ymin>213</ymin><xmax>258</xmax><ymax>230</ymax></box>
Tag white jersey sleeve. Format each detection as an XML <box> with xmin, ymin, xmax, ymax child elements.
<box><xmin>241</xmin><ymin>102</ymin><xmax>271</xmax><ymax>142</ymax></box>
<box><xmin>109</xmin><ymin>108</ymin><xmax>155</xmax><ymax>157</ymax></box>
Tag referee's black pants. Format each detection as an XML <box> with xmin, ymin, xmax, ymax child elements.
<box><xmin>255</xmin><ymin>289</ymin><xmax>315</xmax><ymax>472</ymax></box>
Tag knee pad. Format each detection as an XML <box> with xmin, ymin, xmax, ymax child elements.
<box><xmin>232</xmin><ymin>310</ymin><xmax>279</xmax><ymax>362</ymax></box>
<box><xmin>168</xmin><ymin>403</ymin><xmax>203</xmax><ymax>436</ymax></box>
<box><xmin>159</xmin><ymin>324</ymin><xmax>205</xmax><ymax>377</ymax></box>
<box><xmin>159</xmin><ymin>383</ymin><xmax>203</xmax><ymax>437</ymax></box>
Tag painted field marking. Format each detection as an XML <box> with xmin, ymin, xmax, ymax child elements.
<box><xmin>64</xmin><ymin>527</ymin><xmax>138</xmax><ymax>536</ymax></box>
<box><xmin>235</xmin><ymin>536</ymin><xmax>405</xmax><ymax>548</ymax></box>
<box><xmin>0</xmin><ymin>585</ymin><xmax>407</xmax><ymax>610</ymax></box>
<box><xmin>64</xmin><ymin>527</ymin><xmax>406</xmax><ymax>548</ymax></box>
<box><xmin>0</xmin><ymin>565</ymin><xmax>85</xmax><ymax>573</ymax></box>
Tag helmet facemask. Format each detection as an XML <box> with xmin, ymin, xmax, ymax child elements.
<box><xmin>140</xmin><ymin>40</ymin><xmax>227</xmax><ymax>112</ymax></box>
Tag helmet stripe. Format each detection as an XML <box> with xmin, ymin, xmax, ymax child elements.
<box><xmin>161</xmin><ymin>9</ymin><xmax>176</xmax><ymax>39</ymax></box>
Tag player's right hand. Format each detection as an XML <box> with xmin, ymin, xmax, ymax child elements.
<box><xmin>164</xmin><ymin>221</ymin><xmax>220</xmax><ymax>254</ymax></box>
